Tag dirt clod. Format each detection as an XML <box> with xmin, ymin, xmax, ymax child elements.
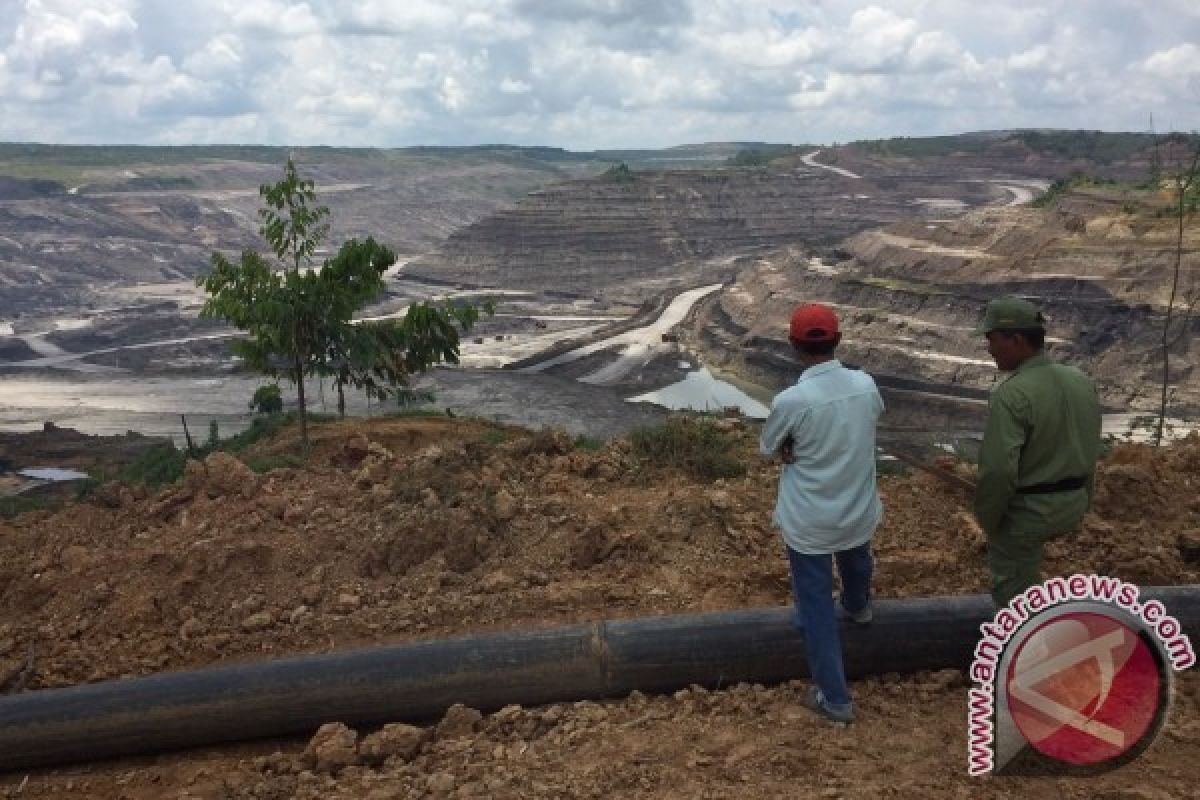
<box><xmin>358</xmin><ymin>723</ymin><xmax>426</xmax><ymax>765</ymax></box>
<box><xmin>436</xmin><ymin>703</ymin><xmax>484</xmax><ymax>740</ymax></box>
<box><xmin>302</xmin><ymin>722</ymin><xmax>359</xmax><ymax>775</ymax></box>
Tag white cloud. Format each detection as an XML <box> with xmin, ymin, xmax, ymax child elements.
<box><xmin>1008</xmin><ymin>45</ymin><xmax>1049</xmax><ymax>72</ymax></box>
<box><xmin>500</xmin><ymin>77</ymin><xmax>531</xmax><ymax>94</ymax></box>
<box><xmin>230</xmin><ymin>1</ymin><xmax>321</xmax><ymax>38</ymax></box>
<box><xmin>840</xmin><ymin>6</ymin><xmax>918</xmax><ymax>73</ymax></box>
<box><xmin>182</xmin><ymin>35</ymin><xmax>244</xmax><ymax>80</ymax></box>
<box><xmin>1142</xmin><ymin>43</ymin><xmax>1200</xmax><ymax>78</ymax></box>
<box><xmin>0</xmin><ymin>0</ymin><xmax>1197</xmax><ymax>148</ymax></box>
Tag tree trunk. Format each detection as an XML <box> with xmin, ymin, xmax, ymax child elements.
<box><xmin>1158</xmin><ymin>146</ymin><xmax>1200</xmax><ymax>447</ymax></box>
<box><xmin>295</xmin><ymin>361</ymin><xmax>308</xmax><ymax>446</ymax></box>
<box><xmin>337</xmin><ymin>379</ymin><xmax>346</xmax><ymax>419</ymax></box>
<box><xmin>1159</xmin><ymin>189</ymin><xmax>1186</xmax><ymax>447</ymax></box>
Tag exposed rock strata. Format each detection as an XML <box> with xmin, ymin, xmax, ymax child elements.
<box><xmin>409</xmin><ymin>166</ymin><xmax>1003</xmax><ymax>302</ymax></box>
<box><xmin>696</xmin><ymin>195</ymin><xmax>1199</xmax><ymax>416</ymax></box>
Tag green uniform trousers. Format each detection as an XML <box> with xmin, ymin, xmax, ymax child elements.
<box><xmin>986</xmin><ymin>489</ymin><xmax>1090</xmax><ymax>607</ymax></box>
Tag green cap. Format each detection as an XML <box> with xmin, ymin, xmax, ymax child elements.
<box><xmin>975</xmin><ymin>296</ymin><xmax>1045</xmax><ymax>334</ymax></box>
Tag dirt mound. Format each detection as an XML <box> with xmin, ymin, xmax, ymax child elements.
<box><xmin>0</xmin><ymin>416</ymin><xmax>1197</xmax><ymax>797</ymax></box>
<box><xmin>0</xmin><ymin>418</ymin><xmax>1196</xmax><ymax>690</ymax></box>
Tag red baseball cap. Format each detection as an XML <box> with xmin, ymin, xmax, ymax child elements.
<box><xmin>789</xmin><ymin>303</ymin><xmax>839</xmax><ymax>342</ymax></box>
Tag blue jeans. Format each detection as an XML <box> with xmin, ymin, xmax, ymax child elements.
<box><xmin>786</xmin><ymin>542</ymin><xmax>874</xmax><ymax>708</ymax></box>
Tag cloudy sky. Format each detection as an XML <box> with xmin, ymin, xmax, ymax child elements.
<box><xmin>1</xmin><ymin>0</ymin><xmax>1198</xmax><ymax>150</ymax></box>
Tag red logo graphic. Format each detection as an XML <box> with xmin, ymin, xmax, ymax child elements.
<box><xmin>1006</xmin><ymin>612</ymin><xmax>1163</xmax><ymax>766</ymax></box>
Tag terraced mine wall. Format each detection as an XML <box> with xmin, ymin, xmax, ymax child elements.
<box><xmin>408</xmin><ymin>167</ymin><xmax>999</xmax><ymax>301</ymax></box>
<box><xmin>692</xmin><ymin>259</ymin><xmax>1199</xmax><ymax>427</ymax></box>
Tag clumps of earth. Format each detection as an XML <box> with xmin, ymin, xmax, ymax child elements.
<box><xmin>0</xmin><ymin>417</ymin><xmax>1198</xmax><ymax>798</ymax></box>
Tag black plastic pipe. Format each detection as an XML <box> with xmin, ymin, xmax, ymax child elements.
<box><xmin>0</xmin><ymin>588</ymin><xmax>1196</xmax><ymax>772</ymax></box>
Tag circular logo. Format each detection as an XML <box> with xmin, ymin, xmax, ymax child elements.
<box><xmin>1005</xmin><ymin>611</ymin><xmax>1167</xmax><ymax>767</ymax></box>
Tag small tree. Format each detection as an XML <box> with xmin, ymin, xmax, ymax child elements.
<box><xmin>199</xmin><ymin>159</ymin><xmax>489</xmax><ymax>444</ymax></box>
<box><xmin>1155</xmin><ymin>136</ymin><xmax>1200</xmax><ymax>446</ymax></box>
<box><xmin>199</xmin><ymin>159</ymin><xmax>333</xmax><ymax>444</ymax></box>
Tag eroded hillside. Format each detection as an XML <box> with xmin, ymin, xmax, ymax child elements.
<box><xmin>691</xmin><ymin>186</ymin><xmax>1200</xmax><ymax>418</ymax></box>
<box><xmin>0</xmin><ymin>416</ymin><xmax>1197</xmax><ymax>798</ymax></box>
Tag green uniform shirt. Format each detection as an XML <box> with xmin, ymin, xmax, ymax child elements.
<box><xmin>974</xmin><ymin>354</ymin><xmax>1102</xmax><ymax>538</ymax></box>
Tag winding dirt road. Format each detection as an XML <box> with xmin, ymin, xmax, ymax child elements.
<box><xmin>801</xmin><ymin>149</ymin><xmax>862</xmax><ymax>179</ymax></box>
<box><xmin>520</xmin><ymin>284</ymin><xmax>723</xmax><ymax>384</ymax></box>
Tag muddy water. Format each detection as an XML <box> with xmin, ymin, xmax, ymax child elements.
<box><xmin>627</xmin><ymin>368</ymin><xmax>770</xmax><ymax>418</ymax></box>
<box><xmin>0</xmin><ymin>367</ymin><xmax>670</xmax><ymax>446</ymax></box>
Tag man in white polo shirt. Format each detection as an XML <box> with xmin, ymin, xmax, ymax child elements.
<box><xmin>760</xmin><ymin>302</ymin><xmax>884</xmax><ymax>724</ymax></box>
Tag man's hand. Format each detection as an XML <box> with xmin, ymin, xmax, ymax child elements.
<box><xmin>781</xmin><ymin>435</ymin><xmax>795</xmax><ymax>464</ymax></box>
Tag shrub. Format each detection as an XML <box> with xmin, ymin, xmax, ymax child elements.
<box><xmin>74</xmin><ymin>476</ymin><xmax>103</xmax><ymax>499</ymax></box>
<box><xmin>250</xmin><ymin>384</ymin><xmax>284</xmax><ymax>414</ymax></box>
<box><xmin>601</xmin><ymin>163</ymin><xmax>635</xmax><ymax>183</ymax></box>
<box><xmin>630</xmin><ymin>416</ymin><xmax>745</xmax><ymax>481</ymax></box>
<box><xmin>876</xmin><ymin>457</ymin><xmax>911</xmax><ymax>477</ymax></box>
<box><xmin>121</xmin><ymin>442</ymin><xmax>188</xmax><ymax>488</ymax></box>
<box><xmin>221</xmin><ymin>412</ymin><xmax>296</xmax><ymax>453</ymax></box>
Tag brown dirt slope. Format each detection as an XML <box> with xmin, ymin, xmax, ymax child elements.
<box><xmin>0</xmin><ymin>417</ymin><xmax>1198</xmax><ymax>798</ymax></box>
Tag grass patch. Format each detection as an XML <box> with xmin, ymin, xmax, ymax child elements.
<box><xmin>630</xmin><ymin>416</ymin><xmax>745</xmax><ymax>482</ymax></box>
<box><xmin>384</xmin><ymin>408</ymin><xmax>449</xmax><ymax>419</ymax></box>
<box><xmin>121</xmin><ymin>442</ymin><xmax>189</xmax><ymax>488</ymax></box>
<box><xmin>857</xmin><ymin>277</ymin><xmax>950</xmax><ymax>296</ymax></box>
<box><xmin>1032</xmin><ymin>173</ymin><xmax>1135</xmax><ymax>209</ymax></box>
<box><xmin>483</xmin><ymin>428</ymin><xmax>512</xmax><ymax>446</ymax></box>
<box><xmin>244</xmin><ymin>453</ymin><xmax>305</xmax><ymax>474</ymax></box>
<box><xmin>218</xmin><ymin>413</ymin><xmax>298</xmax><ymax>453</ymax></box>
<box><xmin>0</xmin><ymin>495</ymin><xmax>58</xmax><ymax>519</ymax></box>
<box><xmin>573</xmin><ymin>434</ymin><xmax>606</xmax><ymax>452</ymax></box>
<box><xmin>114</xmin><ymin>412</ymin><xmax>311</xmax><ymax>489</ymax></box>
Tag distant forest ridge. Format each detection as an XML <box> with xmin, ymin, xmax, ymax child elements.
<box><xmin>2</xmin><ymin>131</ymin><xmax>1197</xmax><ymax>185</ymax></box>
<box><xmin>851</xmin><ymin>129</ymin><xmax>1200</xmax><ymax>163</ymax></box>
<box><xmin>0</xmin><ymin>141</ymin><xmax>771</xmax><ymax>170</ymax></box>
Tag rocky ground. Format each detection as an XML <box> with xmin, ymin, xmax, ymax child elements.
<box><xmin>0</xmin><ymin>415</ymin><xmax>1197</xmax><ymax>798</ymax></box>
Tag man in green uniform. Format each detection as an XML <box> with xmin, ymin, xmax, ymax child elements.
<box><xmin>974</xmin><ymin>296</ymin><xmax>1102</xmax><ymax>607</ymax></box>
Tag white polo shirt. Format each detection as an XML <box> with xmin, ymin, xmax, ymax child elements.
<box><xmin>759</xmin><ymin>360</ymin><xmax>884</xmax><ymax>555</ymax></box>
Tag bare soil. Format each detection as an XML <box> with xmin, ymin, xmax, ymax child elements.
<box><xmin>0</xmin><ymin>417</ymin><xmax>1198</xmax><ymax>798</ymax></box>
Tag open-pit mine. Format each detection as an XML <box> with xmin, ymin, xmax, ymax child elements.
<box><xmin>3</xmin><ymin>135</ymin><xmax>1196</xmax><ymax>454</ymax></box>
<box><xmin>1</xmin><ymin>133</ymin><xmax>1199</xmax><ymax>798</ymax></box>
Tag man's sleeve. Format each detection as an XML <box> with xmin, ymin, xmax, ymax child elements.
<box><xmin>974</xmin><ymin>389</ymin><xmax>1028</xmax><ymax>538</ymax></box>
<box><xmin>760</xmin><ymin>396</ymin><xmax>792</xmax><ymax>458</ymax></box>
